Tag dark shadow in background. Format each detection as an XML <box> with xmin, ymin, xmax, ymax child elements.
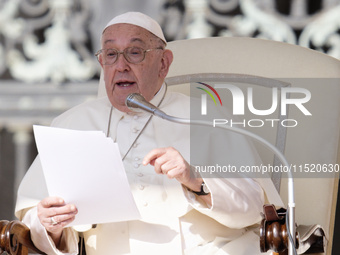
<box><xmin>0</xmin><ymin>128</ymin><xmax>37</xmax><ymax>220</ymax></box>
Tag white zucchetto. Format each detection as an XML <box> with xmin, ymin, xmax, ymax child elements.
<box><xmin>102</xmin><ymin>12</ymin><xmax>167</xmax><ymax>44</ymax></box>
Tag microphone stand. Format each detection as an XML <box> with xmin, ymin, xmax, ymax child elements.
<box><xmin>126</xmin><ymin>94</ymin><xmax>296</xmax><ymax>255</ymax></box>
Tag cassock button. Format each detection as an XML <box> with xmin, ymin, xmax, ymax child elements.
<box><xmin>139</xmin><ymin>185</ymin><xmax>145</xmax><ymax>190</ymax></box>
<box><xmin>134</xmin><ymin>157</ymin><xmax>140</xmax><ymax>161</ymax></box>
<box><xmin>137</xmin><ymin>172</ymin><xmax>143</xmax><ymax>177</ymax></box>
<box><xmin>133</xmin><ymin>163</ymin><xmax>140</xmax><ymax>168</ymax></box>
<box><xmin>143</xmin><ymin>201</ymin><xmax>148</xmax><ymax>206</ymax></box>
<box><xmin>132</xmin><ymin>128</ymin><xmax>139</xmax><ymax>133</ymax></box>
<box><xmin>133</xmin><ymin>115</ymin><xmax>139</xmax><ymax>120</ymax></box>
<box><xmin>133</xmin><ymin>143</ymin><xmax>138</xmax><ymax>148</ymax></box>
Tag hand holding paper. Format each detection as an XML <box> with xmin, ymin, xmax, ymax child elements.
<box><xmin>33</xmin><ymin>125</ymin><xmax>140</xmax><ymax>227</ymax></box>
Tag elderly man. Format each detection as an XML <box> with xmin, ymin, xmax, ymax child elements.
<box><xmin>15</xmin><ymin>12</ymin><xmax>279</xmax><ymax>255</ymax></box>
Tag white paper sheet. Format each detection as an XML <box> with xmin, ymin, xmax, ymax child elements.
<box><xmin>33</xmin><ymin>125</ymin><xmax>140</xmax><ymax>227</ymax></box>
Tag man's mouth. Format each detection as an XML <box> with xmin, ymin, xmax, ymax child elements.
<box><xmin>116</xmin><ymin>81</ymin><xmax>135</xmax><ymax>87</ymax></box>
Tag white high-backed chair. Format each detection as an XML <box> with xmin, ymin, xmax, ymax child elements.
<box><xmin>163</xmin><ymin>37</ymin><xmax>340</xmax><ymax>255</ymax></box>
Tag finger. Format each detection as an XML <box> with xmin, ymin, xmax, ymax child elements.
<box><xmin>58</xmin><ymin>215</ymin><xmax>76</xmax><ymax>227</ymax></box>
<box><xmin>43</xmin><ymin>207</ymin><xmax>78</xmax><ymax>232</ymax></box>
<box><xmin>166</xmin><ymin>166</ymin><xmax>190</xmax><ymax>181</ymax></box>
<box><xmin>143</xmin><ymin>148</ymin><xmax>166</xmax><ymax>166</ymax></box>
<box><xmin>163</xmin><ymin>165</ymin><xmax>180</xmax><ymax>178</ymax></box>
<box><xmin>46</xmin><ymin>207</ymin><xmax>78</xmax><ymax>226</ymax></box>
<box><xmin>38</xmin><ymin>199</ymin><xmax>75</xmax><ymax>217</ymax></box>
<box><xmin>40</xmin><ymin>197</ymin><xmax>65</xmax><ymax>208</ymax></box>
<box><xmin>49</xmin><ymin>204</ymin><xmax>78</xmax><ymax>218</ymax></box>
<box><xmin>165</xmin><ymin>169</ymin><xmax>177</xmax><ymax>179</ymax></box>
<box><xmin>153</xmin><ymin>155</ymin><xmax>171</xmax><ymax>174</ymax></box>
<box><xmin>157</xmin><ymin>159</ymin><xmax>177</xmax><ymax>175</ymax></box>
<box><xmin>37</xmin><ymin>198</ymin><xmax>64</xmax><ymax>224</ymax></box>
<box><xmin>45</xmin><ymin>214</ymin><xmax>76</xmax><ymax>233</ymax></box>
<box><xmin>38</xmin><ymin>203</ymin><xmax>77</xmax><ymax>229</ymax></box>
<box><xmin>163</xmin><ymin>158</ymin><xmax>191</xmax><ymax>180</ymax></box>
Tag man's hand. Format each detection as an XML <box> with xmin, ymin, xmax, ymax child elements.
<box><xmin>143</xmin><ymin>147</ymin><xmax>202</xmax><ymax>191</ymax></box>
<box><xmin>37</xmin><ymin>197</ymin><xmax>77</xmax><ymax>247</ymax></box>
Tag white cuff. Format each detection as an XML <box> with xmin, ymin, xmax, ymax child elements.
<box><xmin>22</xmin><ymin>207</ymin><xmax>78</xmax><ymax>255</ymax></box>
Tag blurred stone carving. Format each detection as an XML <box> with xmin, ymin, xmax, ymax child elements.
<box><xmin>182</xmin><ymin>0</ymin><xmax>340</xmax><ymax>58</ymax></box>
<box><xmin>1</xmin><ymin>0</ymin><xmax>339</xmax><ymax>83</ymax></box>
<box><xmin>299</xmin><ymin>4</ymin><xmax>340</xmax><ymax>59</ymax></box>
<box><xmin>1</xmin><ymin>0</ymin><xmax>97</xmax><ymax>83</ymax></box>
<box><xmin>0</xmin><ymin>0</ymin><xmax>25</xmax><ymax>77</ymax></box>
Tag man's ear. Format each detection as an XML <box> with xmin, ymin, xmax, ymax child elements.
<box><xmin>98</xmin><ymin>54</ymin><xmax>104</xmax><ymax>69</ymax></box>
<box><xmin>159</xmin><ymin>49</ymin><xmax>174</xmax><ymax>79</ymax></box>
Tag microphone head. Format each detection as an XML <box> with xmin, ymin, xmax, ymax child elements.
<box><xmin>125</xmin><ymin>93</ymin><xmax>145</xmax><ymax>109</ymax></box>
<box><xmin>125</xmin><ymin>93</ymin><xmax>146</xmax><ymax>108</ymax></box>
<box><xmin>125</xmin><ymin>93</ymin><xmax>156</xmax><ymax>114</ymax></box>
<box><xmin>125</xmin><ymin>93</ymin><xmax>168</xmax><ymax>118</ymax></box>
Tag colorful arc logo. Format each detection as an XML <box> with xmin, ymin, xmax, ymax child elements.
<box><xmin>196</xmin><ymin>82</ymin><xmax>223</xmax><ymax>115</ymax></box>
<box><xmin>197</xmin><ymin>82</ymin><xmax>222</xmax><ymax>105</ymax></box>
<box><xmin>196</xmin><ymin>82</ymin><xmax>223</xmax><ymax>106</ymax></box>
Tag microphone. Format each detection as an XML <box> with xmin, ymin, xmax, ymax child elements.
<box><xmin>125</xmin><ymin>93</ymin><xmax>190</xmax><ymax>124</ymax></box>
<box><xmin>125</xmin><ymin>93</ymin><xmax>168</xmax><ymax>119</ymax></box>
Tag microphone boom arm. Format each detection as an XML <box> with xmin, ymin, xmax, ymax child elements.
<box><xmin>126</xmin><ymin>93</ymin><xmax>296</xmax><ymax>255</ymax></box>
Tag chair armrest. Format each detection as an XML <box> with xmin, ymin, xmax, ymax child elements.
<box><xmin>260</xmin><ymin>204</ymin><xmax>326</xmax><ymax>254</ymax></box>
<box><xmin>0</xmin><ymin>220</ymin><xmax>45</xmax><ymax>255</ymax></box>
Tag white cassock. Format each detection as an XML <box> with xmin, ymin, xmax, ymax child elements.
<box><xmin>15</xmin><ymin>84</ymin><xmax>283</xmax><ymax>255</ymax></box>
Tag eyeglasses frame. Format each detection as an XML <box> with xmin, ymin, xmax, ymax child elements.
<box><xmin>95</xmin><ymin>47</ymin><xmax>164</xmax><ymax>65</ymax></box>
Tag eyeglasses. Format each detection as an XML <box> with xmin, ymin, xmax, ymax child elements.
<box><xmin>95</xmin><ymin>47</ymin><xmax>164</xmax><ymax>65</ymax></box>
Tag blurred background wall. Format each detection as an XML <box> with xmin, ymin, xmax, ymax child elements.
<box><xmin>0</xmin><ymin>0</ymin><xmax>339</xmax><ymax>253</ymax></box>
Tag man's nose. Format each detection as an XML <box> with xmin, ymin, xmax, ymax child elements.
<box><xmin>115</xmin><ymin>53</ymin><xmax>130</xmax><ymax>72</ymax></box>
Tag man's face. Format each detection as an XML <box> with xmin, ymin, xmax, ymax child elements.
<box><xmin>99</xmin><ymin>23</ymin><xmax>173</xmax><ymax>112</ymax></box>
